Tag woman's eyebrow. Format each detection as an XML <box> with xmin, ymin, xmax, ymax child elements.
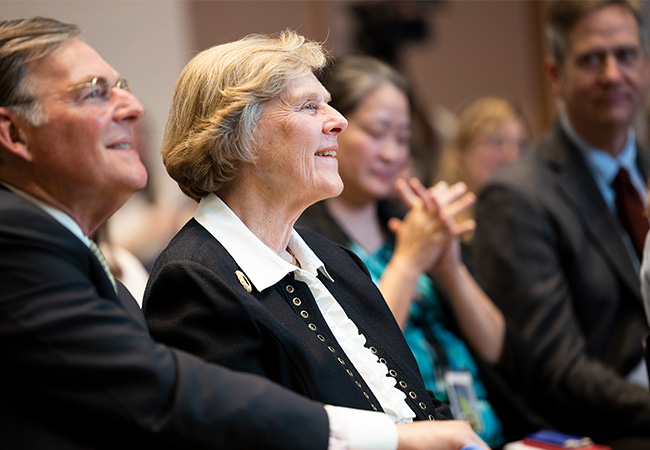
<box><xmin>288</xmin><ymin>88</ymin><xmax>331</xmax><ymax>104</ymax></box>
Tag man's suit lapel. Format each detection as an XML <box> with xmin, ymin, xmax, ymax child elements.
<box><xmin>544</xmin><ymin>125</ymin><xmax>641</xmax><ymax>298</ymax></box>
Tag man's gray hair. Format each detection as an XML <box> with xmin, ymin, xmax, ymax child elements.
<box><xmin>0</xmin><ymin>17</ymin><xmax>80</xmax><ymax>125</ymax></box>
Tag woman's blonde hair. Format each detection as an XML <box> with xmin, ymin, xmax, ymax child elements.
<box><xmin>162</xmin><ymin>29</ymin><xmax>328</xmax><ymax>201</ymax></box>
<box><xmin>437</xmin><ymin>96</ymin><xmax>527</xmax><ymax>189</ymax></box>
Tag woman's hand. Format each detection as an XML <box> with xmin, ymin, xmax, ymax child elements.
<box><xmin>392</xmin><ymin>178</ymin><xmax>505</xmax><ymax>364</ymax></box>
<box><xmin>389</xmin><ymin>178</ymin><xmax>476</xmax><ymax>279</ymax></box>
<box><xmin>378</xmin><ymin>178</ymin><xmax>474</xmax><ymax>328</ymax></box>
<box><xmin>382</xmin><ymin>178</ymin><xmax>505</xmax><ymax>364</ymax></box>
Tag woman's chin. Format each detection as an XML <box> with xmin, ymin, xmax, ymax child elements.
<box><xmin>327</xmin><ymin>178</ymin><xmax>345</xmax><ymax>199</ymax></box>
<box><xmin>310</xmin><ymin>178</ymin><xmax>344</xmax><ymax>204</ymax></box>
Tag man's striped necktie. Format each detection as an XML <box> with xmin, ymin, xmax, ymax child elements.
<box><xmin>88</xmin><ymin>240</ymin><xmax>117</xmax><ymax>294</ymax></box>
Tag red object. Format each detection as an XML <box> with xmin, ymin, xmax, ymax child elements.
<box><xmin>613</xmin><ymin>167</ymin><xmax>649</xmax><ymax>260</ymax></box>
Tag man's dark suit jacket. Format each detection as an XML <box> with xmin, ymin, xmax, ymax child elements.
<box><xmin>143</xmin><ymin>219</ymin><xmax>452</xmax><ymax>421</ymax></box>
<box><xmin>472</xmin><ymin>123</ymin><xmax>650</xmax><ymax>440</ymax></box>
<box><xmin>0</xmin><ymin>185</ymin><xmax>329</xmax><ymax>449</ymax></box>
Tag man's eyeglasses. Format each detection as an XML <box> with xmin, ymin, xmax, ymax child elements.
<box><xmin>67</xmin><ymin>77</ymin><xmax>130</xmax><ymax>102</ymax></box>
<box><xmin>10</xmin><ymin>76</ymin><xmax>130</xmax><ymax>107</ymax></box>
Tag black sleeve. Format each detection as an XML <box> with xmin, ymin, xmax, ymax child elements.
<box><xmin>0</xmin><ymin>209</ymin><xmax>329</xmax><ymax>450</ymax></box>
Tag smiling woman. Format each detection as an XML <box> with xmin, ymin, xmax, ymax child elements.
<box><xmin>142</xmin><ymin>30</ymin><xmax>489</xmax><ymax>447</ymax></box>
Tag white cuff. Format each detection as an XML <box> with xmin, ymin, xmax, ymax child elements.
<box><xmin>325</xmin><ymin>404</ymin><xmax>398</xmax><ymax>450</ymax></box>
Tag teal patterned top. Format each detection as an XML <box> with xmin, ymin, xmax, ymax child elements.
<box><xmin>349</xmin><ymin>240</ymin><xmax>505</xmax><ymax>449</ymax></box>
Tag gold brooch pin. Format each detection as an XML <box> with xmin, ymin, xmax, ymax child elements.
<box><xmin>235</xmin><ymin>270</ymin><xmax>252</xmax><ymax>293</ymax></box>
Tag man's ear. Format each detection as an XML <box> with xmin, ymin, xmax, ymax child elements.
<box><xmin>0</xmin><ymin>107</ymin><xmax>32</xmax><ymax>162</ymax></box>
<box><xmin>544</xmin><ymin>57</ymin><xmax>563</xmax><ymax>98</ymax></box>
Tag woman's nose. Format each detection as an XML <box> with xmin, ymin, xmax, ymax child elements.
<box><xmin>325</xmin><ymin>105</ymin><xmax>348</xmax><ymax>135</ymax></box>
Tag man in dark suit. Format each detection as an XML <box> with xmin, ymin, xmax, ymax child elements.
<box><xmin>473</xmin><ymin>0</ymin><xmax>650</xmax><ymax>446</ymax></box>
<box><xmin>0</xmin><ymin>16</ymin><xmax>484</xmax><ymax>450</ymax></box>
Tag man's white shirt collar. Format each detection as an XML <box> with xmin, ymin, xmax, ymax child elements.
<box><xmin>193</xmin><ymin>193</ymin><xmax>333</xmax><ymax>292</ymax></box>
<box><xmin>560</xmin><ymin>114</ymin><xmax>641</xmax><ymax>188</ymax></box>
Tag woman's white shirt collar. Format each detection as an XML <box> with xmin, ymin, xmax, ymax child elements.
<box><xmin>194</xmin><ymin>193</ymin><xmax>333</xmax><ymax>292</ymax></box>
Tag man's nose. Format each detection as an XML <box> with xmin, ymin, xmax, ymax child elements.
<box><xmin>113</xmin><ymin>88</ymin><xmax>145</xmax><ymax>123</ymax></box>
<box><xmin>601</xmin><ymin>53</ymin><xmax>623</xmax><ymax>83</ymax></box>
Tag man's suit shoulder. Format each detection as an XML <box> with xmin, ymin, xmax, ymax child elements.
<box><xmin>0</xmin><ymin>186</ymin><xmax>85</xmax><ymax>259</ymax></box>
<box><xmin>0</xmin><ymin>187</ymin><xmax>57</xmax><ymax>232</ymax></box>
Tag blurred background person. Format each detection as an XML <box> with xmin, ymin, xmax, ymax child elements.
<box><xmin>436</xmin><ymin>96</ymin><xmax>528</xmax><ymax>199</ymax></box>
<box><xmin>297</xmin><ymin>55</ymin><xmax>538</xmax><ymax>448</ymax></box>
<box><xmin>473</xmin><ymin>1</ymin><xmax>650</xmax><ymax>447</ymax></box>
<box><xmin>434</xmin><ymin>96</ymin><xmax>529</xmax><ymax>268</ymax></box>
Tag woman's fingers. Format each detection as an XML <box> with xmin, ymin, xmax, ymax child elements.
<box><xmin>395</xmin><ymin>178</ymin><xmax>475</xmax><ymax>239</ymax></box>
<box><xmin>408</xmin><ymin>178</ymin><xmax>439</xmax><ymax>213</ymax></box>
<box><xmin>431</xmin><ymin>181</ymin><xmax>468</xmax><ymax>207</ymax></box>
<box><xmin>387</xmin><ymin>217</ymin><xmax>403</xmax><ymax>235</ymax></box>
<box><xmin>443</xmin><ymin>191</ymin><xmax>476</xmax><ymax>221</ymax></box>
<box><xmin>452</xmin><ymin>218</ymin><xmax>476</xmax><ymax>237</ymax></box>
<box><xmin>394</xmin><ymin>178</ymin><xmax>422</xmax><ymax>208</ymax></box>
